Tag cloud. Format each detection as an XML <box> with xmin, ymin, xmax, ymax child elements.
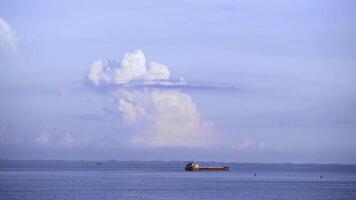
<box><xmin>88</xmin><ymin>50</ymin><xmax>172</xmax><ymax>86</ymax></box>
<box><xmin>34</xmin><ymin>128</ymin><xmax>78</xmax><ymax>147</ymax></box>
<box><xmin>88</xmin><ymin>49</ymin><xmax>215</xmax><ymax>147</ymax></box>
<box><xmin>0</xmin><ymin>17</ymin><xmax>18</xmax><ymax>54</ymax></box>
<box><xmin>86</xmin><ymin>80</ymin><xmax>239</xmax><ymax>92</ymax></box>
<box><xmin>119</xmin><ymin>89</ymin><xmax>214</xmax><ymax>147</ymax></box>
<box><xmin>234</xmin><ymin>138</ymin><xmax>265</xmax><ymax>151</ymax></box>
<box><xmin>118</xmin><ymin>98</ymin><xmax>138</xmax><ymax>122</ymax></box>
<box><xmin>77</xmin><ymin>113</ymin><xmax>111</xmax><ymax>122</ymax></box>
<box><xmin>87</xmin><ymin>49</ymin><xmax>239</xmax><ymax>92</ymax></box>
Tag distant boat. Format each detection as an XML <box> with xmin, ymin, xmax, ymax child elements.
<box><xmin>185</xmin><ymin>162</ymin><xmax>229</xmax><ymax>171</ymax></box>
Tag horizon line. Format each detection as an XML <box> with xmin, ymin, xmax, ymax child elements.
<box><xmin>1</xmin><ymin>159</ymin><xmax>355</xmax><ymax>166</ymax></box>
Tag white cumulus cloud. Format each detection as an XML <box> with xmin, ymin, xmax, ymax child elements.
<box><xmin>119</xmin><ymin>89</ymin><xmax>214</xmax><ymax>147</ymax></box>
<box><xmin>88</xmin><ymin>49</ymin><xmax>215</xmax><ymax>147</ymax></box>
<box><xmin>88</xmin><ymin>49</ymin><xmax>171</xmax><ymax>86</ymax></box>
<box><xmin>0</xmin><ymin>17</ymin><xmax>18</xmax><ymax>54</ymax></box>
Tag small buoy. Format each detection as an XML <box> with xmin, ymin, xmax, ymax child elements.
<box><xmin>320</xmin><ymin>175</ymin><xmax>323</xmax><ymax>180</ymax></box>
<box><xmin>254</xmin><ymin>173</ymin><xmax>256</xmax><ymax>177</ymax></box>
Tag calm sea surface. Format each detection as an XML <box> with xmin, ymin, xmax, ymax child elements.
<box><xmin>0</xmin><ymin>160</ymin><xmax>355</xmax><ymax>200</ymax></box>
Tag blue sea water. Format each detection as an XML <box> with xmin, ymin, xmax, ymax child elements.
<box><xmin>0</xmin><ymin>160</ymin><xmax>356</xmax><ymax>200</ymax></box>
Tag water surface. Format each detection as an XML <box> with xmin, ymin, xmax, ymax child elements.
<box><xmin>0</xmin><ymin>160</ymin><xmax>355</xmax><ymax>200</ymax></box>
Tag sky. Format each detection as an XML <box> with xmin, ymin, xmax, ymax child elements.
<box><xmin>0</xmin><ymin>0</ymin><xmax>355</xmax><ymax>163</ymax></box>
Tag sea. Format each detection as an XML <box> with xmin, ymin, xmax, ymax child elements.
<box><xmin>0</xmin><ymin>160</ymin><xmax>355</xmax><ymax>200</ymax></box>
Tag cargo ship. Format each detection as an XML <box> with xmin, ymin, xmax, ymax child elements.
<box><xmin>185</xmin><ymin>162</ymin><xmax>229</xmax><ymax>171</ymax></box>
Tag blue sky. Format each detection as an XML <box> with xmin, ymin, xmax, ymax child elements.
<box><xmin>0</xmin><ymin>0</ymin><xmax>355</xmax><ymax>163</ymax></box>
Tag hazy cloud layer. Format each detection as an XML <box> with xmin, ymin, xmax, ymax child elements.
<box><xmin>33</xmin><ymin>128</ymin><xmax>78</xmax><ymax>147</ymax></box>
<box><xmin>0</xmin><ymin>17</ymin><xmax>18</xmax><ymax>54</ymax></box>
<box><xmin>234</xmin><ymin>138</ymin><xmax>265</xmax><ymax>151</ymax></box>
<box><xmin>88</xmin><ymin>50</ymin><xmax>214</xmax><ymax>147</ymax></box>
